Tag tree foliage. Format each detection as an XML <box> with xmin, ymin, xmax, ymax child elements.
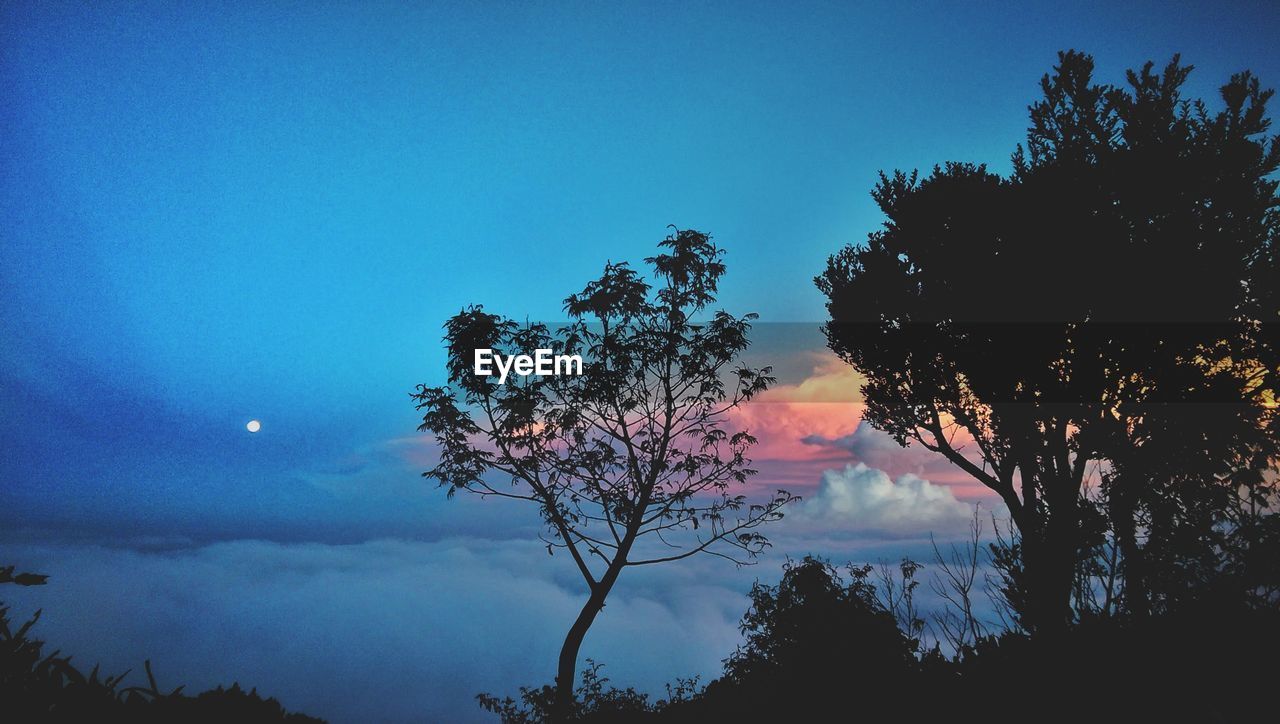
<box><xmin>817</xmin><ymin>51</ymin><xmax>1280</xmax><ymax>629</ymax></box>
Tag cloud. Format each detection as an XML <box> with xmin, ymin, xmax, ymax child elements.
<box><xmin>0</xmin><ymin>536</ymin><xmax>752</xmax><ymax>724</ymax></box>
<box><xmin>0</xmin><ymin>477</ymin><xmax>1005</xmax><ymax>724</ymax></box>
<box><xmin>755</xmin><ymin>352</ymin><xmax>864</xmax><ymax>405</ymax></box>
<box><xmin>786</xmin><ymin>462</ymin><xmax>975</xmax><ymax>536</ymax></box>
<box><xmin>712</xmin><ymin>353</ymin><xmax>867</xmax><ymax>491</ymax></box>
<box><xmin>727</xmin><ymin>356</ymin><xmax>865</xmax><ymax>466</ymax></box>
<box><xmin>801</xmin><ymin>420</ymin><xmax>903</xmax><ymax>458</ymax></box>
<box><xmin>800</xmin><ymin>420</ymin><xmax>993</xmax><ymax>495</ymax></box>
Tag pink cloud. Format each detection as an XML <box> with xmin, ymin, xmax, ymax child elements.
<box><xmin>732</xmin><ymin>353</ymin><xmax>998</xmax><ymax>504</ymax></box>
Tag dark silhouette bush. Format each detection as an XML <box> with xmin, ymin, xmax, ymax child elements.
<box><xmin>479</xmin><ymin>660</ymin><xmax>699</xmax><ymax>723</ymax></box>
<box><xmin>684</xmin><ymin>556</ymin><xmax>916</xmax><ymax>720</ymax></box>
<box><xmin>481</xmin><ymin>553</ymin><xmax>1279</xmax><ymax>723</ymax></box>
<box><xmin>1</xmin><ymin>565</ymin><xmax>324</xmax><ymax>723</ymax></box>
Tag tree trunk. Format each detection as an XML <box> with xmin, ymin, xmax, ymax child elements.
<box><xmin>553</xmin><ymin>553</ymin><xmax>630</xmax><ymax>721</ymax></box>
<box><xmin>1109</xmin><ymin>478</ymin><xmax>1149</xmax><ymax>618</ymax></box>
<box><xmin>551</xmin><ymin>495</ymin><xmax>643</xmax><ymax>720</ymax></box>
<box><xmin>1021</xmin><ymin>475</ymin><xmax>1079</xmax><ymax>635</ymax></box>
<box><xmin>553</xmin><ymin>587</ymin><xmax>608</xmax><ymax>721</ymax></box>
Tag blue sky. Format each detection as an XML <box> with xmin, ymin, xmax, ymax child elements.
<box><xmin>6</xmin><ymin>0</ymin><xmax>1278</xmax><ymax>540</ymax></box>
<box><xmin>3</xmin><ymin>1</ymin><xmax>1279</xmax><ymax>721</ymax></box>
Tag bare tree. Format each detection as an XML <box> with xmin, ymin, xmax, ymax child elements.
<box><xmin>413</xmin><ymin>229</ymin><xmax>796</xmax><ymax>719</ymax></box>
<box><xmin>930</xmin><ymin>513</ymin><xmax>987</xmax><ymax>651</ymax></box>
<box><xmin>985</xmin><ymin>514</ymin><xmax>1024</xmax><ymax>634</ymax></box>
<box><xmin>875</xmin><ymin>558</ymin><xmax>926</xmax><ymax>648</ymax></box>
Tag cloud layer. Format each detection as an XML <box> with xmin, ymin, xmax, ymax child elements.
<box><xmin>0</xmin><ymin>537</ymin><xmax>752</xmax><ymax>723</ymax></box>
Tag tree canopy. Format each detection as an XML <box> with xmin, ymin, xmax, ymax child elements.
<box><xmin>414</xmin><ymin>228</ymin><xmax>794</xmax><ymax>717</ymax></box>
<box><xmin>817</xmin><ymin>51</ymin><xmax>1280</xmax><ymax>630</ymax></box>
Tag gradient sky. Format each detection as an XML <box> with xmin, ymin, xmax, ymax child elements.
<box><xmin>3</xmin><ymin>2</ymin><xmax>1280</xmax><ymax>721</ymax></box>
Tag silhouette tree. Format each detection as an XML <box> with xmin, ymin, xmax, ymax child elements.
<box><xmin>817</xmin><ymin>51</ymin><xmax>1280</xmax><ymax>631</ymax></box>
<box><xmin>678</xmin><ymin>556</ymin><xmax>916</xmax><ymax>720</ymax></box>
<box><xmin>413</xmin><ymin>229</ymin><xmax>795</xmax><ymax>719</ymax></box>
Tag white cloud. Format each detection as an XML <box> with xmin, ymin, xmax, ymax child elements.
<box><xmin>799</xmin><ymin>421</ymin><xmax>983</xmax><ymax>490</ymax></box>
<box><xmin>787</xmin><ymin>462</ymin><xmax>974</xmax><ymax>535</ymax></box>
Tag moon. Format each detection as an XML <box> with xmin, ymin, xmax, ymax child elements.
<box><xmin>246</xmin><ymin>419</ymin><xmax>262</xmax><ymax>433</ymax></box>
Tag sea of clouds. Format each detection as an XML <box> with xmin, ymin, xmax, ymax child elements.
<box><xmin>1</xmin><ymin>458</ymin><xmax>996</xmax><ymax>723</ymax></box>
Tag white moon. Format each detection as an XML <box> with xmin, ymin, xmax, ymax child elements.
<box><xmin>246</xmin><ymin>419</ymin><xmax>262</xmax><ymax>433</ymax></box>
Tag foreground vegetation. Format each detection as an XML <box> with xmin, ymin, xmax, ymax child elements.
<box><xmin>1</xmin><ymin>565</ymin><xmax>323</xmax><ymax>723</ymax></box>
<box><xmin>484</xmin><ymin>550</ymin><xmax>1280</xmax><ymax>723</ymax></box>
